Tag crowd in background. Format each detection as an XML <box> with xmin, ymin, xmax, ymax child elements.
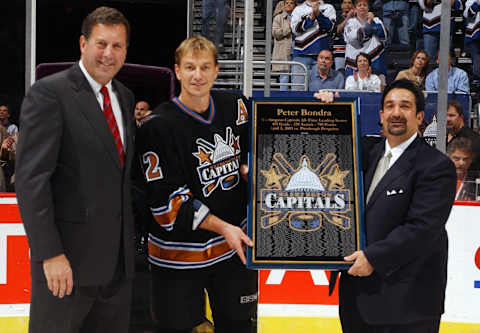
<box><xmin>5</xmin><ymin>0</ymin><xmax>480</xmax><ymax>198</ymax></box>
<box><xmin>271</xmin><ymin>0</ymin><xmax>479</xmax><ymax>93</ymax></box>
<box><xmin>269</xmin><ymin>0</ymin><xmax>480</xmax><ymax>201</ymax></box>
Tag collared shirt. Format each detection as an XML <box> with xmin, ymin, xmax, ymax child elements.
<box><xmin>3</xmin><ymin>122</ymin><xmax>18</xmax><ymax>136</ymax></box>
<box><xmin>345</xmin><ymin>73</ymin><xmax>381</xmax><ymax>92</ymax></box>
<box><xmin>308</xmin><ymin>66</ymin><xmax>345</xmax><ymax>91</ymax></box>
<box><xmin>425</xmin><ymin>66</ymin><xmax>470</xmax><ymax>93</ymax></box>
<box><xmin>384</xmin><ymin>132</ymin><xmax>417</xmax><ymax>169</ymax></box>
<box><xmin>79</xmin><ymin>60</ymin><xmax>125</xmax><ymax>146</ymax></box>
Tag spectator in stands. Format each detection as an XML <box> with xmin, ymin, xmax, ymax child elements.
<box><xmin>395</xmin><ymin>49</ymin><xmax>430</xmax><ymax>89</ymax></box>
<box><xmin>1</xmin><ymin>132</ymin><xmax>17</xmax><ymax>192</ymax></box>
<box><xmin>0</xmin><ymin>104</ymin><xmax>18</xmax><ymax>136</ymax></box>
<box><xmin>447</xmin><ymin>137</ymin><xmax>478</xmax><ymax>201</ymax></box>
<box><xmin>344</xmin><ymin>0</ymin><xmax>387</xmax><ymax>81</ymax></box>
<box><xmin>290</xmin><ymin>0</ymin><xmax>336</xmax><ymax>90</ymax></box>
<box><xmin>333</xmin><ymin>0</ymin><xmax>355</xmax><ymax>70</ymax></box>
<box><xmin>464</xmin><ymin>0</ymin><xmax>480</xmax><ymax>79</ymax></box>
<box><xmin>273</xmin><ymin>1</ymin><xmax>284</xmax><ymax>16</ymax></box>
<box><xmin>0</xmin><ymin>125</ymin><xmax>9</xmax><ymax>192</ymax></box>
<box><xmin>201</xmin><ymin>0</ymin><xmax>227</xmax><ymax>49</ymax></box>
<box><xmin>446</xmin><ymin>99</ymin><xmax>480</xmax><ymax>172</ymax></box>
<box><xmin>418</xmin><ymin>0</ymin><xmax>463</xmax><ymax>62</ymax></box>
<box><xmin>272</xmin><ymin>0</ymin><xmax>296</xmax><ymax>91</ymax></box>
<box><xmin>345</xmin><ymin>52</ymin><xmax>382</xmax><ymax>91</ymax></box>
<box><xmin>309</xmin><ymin>49</ymin><xmax>345</xmax><ymax>90</ymax></box>
<box><xmin>382</xmin><ymin>0</ymin><xmax>410</xmax><ymax>46</ymax></box>
<box><xmin>134</xmin><ymin>100</ymin><xmax>151</xmax><ymax>127</ymax></box>
<box><xmin>425</xmin><ymin>50</ymin><xmax>470</xmax><ymax>93</ymax></box>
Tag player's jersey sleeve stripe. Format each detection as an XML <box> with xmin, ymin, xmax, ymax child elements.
<box><xmin>147</xmin><ymin>219</ymin><xmax>247</xmax><ymax>269</ymax></box>
<box><xmin>150</xmin><ymin>186</ymin><xmax>192</xmax><ymax>231</ymax></box>
<box><xmin>192</xmin><ymin>199</ymin><xmax>210</xmax><ymax>230</ymax></box>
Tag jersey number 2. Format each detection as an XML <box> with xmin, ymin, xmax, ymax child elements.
<box><xmin>142</xmin><ymin>152</ymin><xmax>164</xmax><ymax>182</ymax></box>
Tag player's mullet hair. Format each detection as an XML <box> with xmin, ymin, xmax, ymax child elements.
<box><xmin>381</xmin><ymin>79</ymin><xmax>425</xmax><ymax>114</ymax></box>
<box><xmin>175</xmin><ymin>35</ymin><xmax>218</xmax><ymax>66</ymax></box>
<box><xmin>81</xmin><ymin>6</ymin><xmax>131</xmax><ymax>46</ymax></box>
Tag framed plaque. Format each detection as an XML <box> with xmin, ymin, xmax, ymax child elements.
<box><xmin>247</xmin><ymin>98</ymin><xmax>365</xmax><ymax>269</ymax></box>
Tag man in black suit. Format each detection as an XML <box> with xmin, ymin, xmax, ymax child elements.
<box><xmin>15</xmin><ymin>7</ymin><xmax>135</xmax><ymax>333</ymax></box>
<box><xmin>339</xmin><ymin>79</ymin><xmax>457</xmax><ymax>333</ymax></box>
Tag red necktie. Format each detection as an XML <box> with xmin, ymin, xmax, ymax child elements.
<box><xmin>100</xmin><ymin>86</ymin><xmax>124</xmax><ymax>167</ymax></box>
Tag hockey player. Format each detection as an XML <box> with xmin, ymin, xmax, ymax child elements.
<box><xmin>135</xmin><ymin>35</ymin><xmax>257</xmax><ymax>333</ymax></box>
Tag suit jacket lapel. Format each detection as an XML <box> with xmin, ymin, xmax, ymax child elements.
<box><xmin>68</xmin><ymin>63</ymin><xmax>123</xmax><ymax>170</ymax></box>
<box><xmin>366</xmin><ymin>137</ymin><xmax>419</xmax><ymax>208</ymax></box>
<box><xmin>365</xmin><ymin>140</ymin><xmax>385</xmax><ymax>194</ymax></box>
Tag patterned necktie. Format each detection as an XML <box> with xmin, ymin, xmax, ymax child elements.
<box><xmin>366</xmin><ymin>151</ymin><xmax>392</xmax><ymax>204</ymax></box>
<box><xmin>100</xmin><ymin>86</ymin><xmax>124</xmax><ymax>167</ymax></box>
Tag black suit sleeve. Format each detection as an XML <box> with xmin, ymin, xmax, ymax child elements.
<box><xmin>364</xmin><ymin>155</ymin><xmax>456</xmax><ymax>278</ymax></box>
<box><xmin>15</xmin><ymin>80</ymin><xmax>64</xmax><ymax>262</ymax></box>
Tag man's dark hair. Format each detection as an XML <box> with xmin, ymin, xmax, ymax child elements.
<box><xmin>81</xmin><ymin>7</ymin><xmax>130</xmax><ymax>45</ymax></box>
<box><xmin>381</xmin><ymin>79</ymin><xmax>425</xmax><ymax>114</ymax></box>
<box><xmin>447</xmin><ymin>99</ymin><xmax>464</xmax><ymax>118</ymax></box>
<box><xmin>318</xmin><ymin>48</ymin><xmax>334</xmax><ymax>58</ymax></box>
<box><xmin>447</xmin><ymin>137</ymin><xmax>473</xmax><ymax>157</ymax></box>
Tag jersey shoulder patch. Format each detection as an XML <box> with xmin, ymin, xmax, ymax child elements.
<box><xmin>236</xmin><ymin>98</ymin><xmax>248</xmax><ymax>125</ymax></box>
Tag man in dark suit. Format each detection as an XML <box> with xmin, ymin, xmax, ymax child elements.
<box><xmin>15</xmin><ymin>7</ymin><xmax>135</xmax><ymax>333</ymax></box>
<box><xmin>339</xmin><ymin>79</ymin><xmax>457</xmax><ymax>333</ymax></box>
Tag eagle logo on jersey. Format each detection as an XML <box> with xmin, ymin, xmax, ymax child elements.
<box><xmin>193</xmin><ymin>127</ymin><xmax>241</xmax><ymax>197</ymax></box>
<box><xmin>260</xmin><ymin>153</ymin><xmax>351</xmax><ymax>232</ymax></box>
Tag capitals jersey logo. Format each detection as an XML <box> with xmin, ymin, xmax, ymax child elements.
<box><xmin>193</xmin><ymin>127</ymin><xmax>241</xmax><ymax>197</ymax></box>
<box><xmin>260</xmin><ymin>153</ymin><xmax>351</xmax><ymax>232</ymax></box>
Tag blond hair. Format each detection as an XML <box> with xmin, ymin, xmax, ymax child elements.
<box><xmin>175</xmin><ymin>35</ymin><xmax>218</xmax><ymax>66</ymax></box>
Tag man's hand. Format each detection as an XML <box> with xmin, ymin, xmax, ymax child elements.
<box><xmin>199</xmin><ymin>214</ymin><xmax>253</xmax><ymax>265</ymax></box>
<box><xmin>221</xmin><ymin>223</ymin><xmax>253</xmax><ymax>265</ymax></box>
<box><xmin>367</xmin><ymin>12</ymin><xmax>374</xmax><ymax>23</ymax></box>
<box><xmin>1</xmin><ymin>136</ymin><xmax>14</xmax><ymax>151</ymax></box>
<box><xmin>344</xmin><ymin>251</ymin><xmax>374</xmax><ymax>277</ymax></box>
<box><xmin>313</xmin><ymin>90</ymin><xmax>340</xmax><ymax>103</ymax></box>
<box><xmin>43</xmin><ymin>254</ymin><xmax>73</xmax><ymax>298</ymax></box>
<box><xmin>346</xmin><ymin>9</ymin><xmax>355</xmax><ymax>19</ymax></box>
<box><xmin>311</xmin><ymin>1</ymin><xmax>321</xmax><ymax>17</ymax></box>
<box><xmin>240</xmin><ymin>164</ymin><xmax>249</xmax><ymax>182</ymax></box>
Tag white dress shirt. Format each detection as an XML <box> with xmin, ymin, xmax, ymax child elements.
<box><xmin>384</xmin><ymin>132</ymin><xmax>417</xmax><ymax>169</ymax></box>
<box><xmin>79</xmin><ymin>60</ymin><xmax>125</xmax><ymax>147</ymax></box>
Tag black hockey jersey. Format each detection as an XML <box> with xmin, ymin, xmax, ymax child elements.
<box><xmin>135</xmin><ymin>91</ymin><xmax>249</xmax><ymax>269</ymax></box>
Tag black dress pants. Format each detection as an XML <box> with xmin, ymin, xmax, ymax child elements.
<box><xmin>339</xmin><ymin>274</ymin><xmax>440</xmax><ymax>333</ymax></box>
